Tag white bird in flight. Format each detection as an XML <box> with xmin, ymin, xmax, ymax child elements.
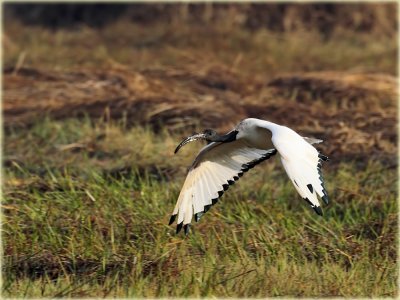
<box><xmin>169</xmin><ymin>118</ymin><xmax>329</xmax><ymax>235</ymax></box>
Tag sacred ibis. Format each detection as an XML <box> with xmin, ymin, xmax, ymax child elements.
<box><xmin>169</xmin><ymin>118</ymin><xmax>329</xmax><ymax>235</ymax></box>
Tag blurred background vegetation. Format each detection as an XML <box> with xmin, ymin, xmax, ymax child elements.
<box><xmin>4</xmin><ymin>2</ymin><xmax>397</xmax><ymax>35</ymax></box>
<box><xmin>2</xmin><ymin>2</ymin><xmax>398</xmax><ymax>298</ymax></box>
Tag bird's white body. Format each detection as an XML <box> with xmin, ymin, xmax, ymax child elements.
<box><xmin>170</xmin><ymin>118</ymin><xmax>329</xmax><ymax>234</ymax></box>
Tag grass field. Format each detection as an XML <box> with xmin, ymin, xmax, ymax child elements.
<box><xmin>2</xmin><ymin>3</ymin><xmax>398</xmax><ymax>298</ymax></box>
<box><xmin>3</xmin><ymin>120</ymin><xmax>397</xmax><ymax>297</ymax></box>
<box><xmin>3</xmin><ymin>118</ymin><xmax>397</xmax><ymax>297</ymax></box>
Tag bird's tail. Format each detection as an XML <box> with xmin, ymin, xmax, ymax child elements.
<box><xmin>303</xmin><ymin>137</ymin><xmax>323</xmax><ymax>145</ymax></box>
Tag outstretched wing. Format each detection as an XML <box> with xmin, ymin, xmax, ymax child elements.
<box><xmin>280</xmin><ymin>148</ymin><xmax>329</xmax><ymax>216</ymax></box>
<box><xmin>169</xmin><ymin>140</ymin><xmax>277</xmax><ymax>234</ymax></box>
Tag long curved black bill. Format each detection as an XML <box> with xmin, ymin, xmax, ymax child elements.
<box><xmin>174</xmin><ymin>133</ymin><xmax>207</xmax><ymax>154</ymax></box>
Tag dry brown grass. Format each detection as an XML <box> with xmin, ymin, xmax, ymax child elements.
<box><xmin>3</xmin><ymin>65</ymin><xmax>397</xmax><ymax>164</ymax></box>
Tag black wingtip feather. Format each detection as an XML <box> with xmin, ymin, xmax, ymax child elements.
<box><xmin>169</xmin><ymin>214</ymin><xmax>177</xmax><ymax>225</ymax></box>
<box><xmin>313</xmin><ymin>206</ymin><xmax>323</xmax><ymax>216</ymax></box>
<box><xmin>204</xmin><ymin>204</ymin><xmax>211</xmax><ymax>213</ymax></box>
<box><xmin>322</xmin><ymin>195</ymin><xmax>329</xmax><ymax>205</ymax></box>
<box><xmin>176</xmin><ymin>222</ymin><xmax>183</xmax><ymax>234</ymax></box>
<box><xmin>304</xmin><ymin>198</ymin><xmax>324</xmax><ymax>216</ymax></box>
<box><xmin>184</xmin><ymin>224</ymin><xmax>190</xmax><ymax>235</ymax></box>
<box><xmin>194</xmin><ymin>212</ymin><xmax>204</xmax><ymax>222</ymax></box>
<box><xmin>303</xmin><ymin>197</ymin><xmax>313</xmax><ymax>206</ymax></box>
<box><xmin>307</xmin><ymin>184</ymin><xmax>313</xmax><ymax>193</ymax></box>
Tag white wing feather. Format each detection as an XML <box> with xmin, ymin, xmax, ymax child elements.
<box><xmin>170</xmin><ymin>140</ymin><xmax>277</xmax><ymax>233</ymax></box>
<box><xmin>272</xmin><ymin>126</ymin><xmax>329</xmax><ymax>215</ymax></box>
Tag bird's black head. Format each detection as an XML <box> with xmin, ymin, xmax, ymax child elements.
<box><xmin>174</xmin><ymin>128</ymin><xmax>238</xmax><ymax>154</ymax></box>
<box><xmin>202</xmin><ymin>129</ymin><xmax>218</xmax><ymax>141</ymax></box>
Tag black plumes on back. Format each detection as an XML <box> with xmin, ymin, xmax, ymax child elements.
<box><xmin>317</xmin><ymin>154</ymin><xmax>330</xmax><ymax>205</ymax></box>
<box><xmin>318</xmin><ymin>153</ymin><xmax>329</xmax><ymax>161</ymax></box>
